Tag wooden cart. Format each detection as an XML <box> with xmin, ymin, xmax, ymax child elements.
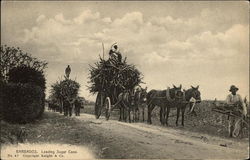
<box><xmin>212</xmin><ymin>105</ymin><xmax>249</xmax><ymax>128</ymax></box>
<box><xmin>94</xmin><ymin>88</ymin><xmax>123</xmax><ymax>120</ymax></box>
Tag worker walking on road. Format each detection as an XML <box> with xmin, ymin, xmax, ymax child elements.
<box><xmin>226</xmin><ymin>85</ymin><xmax>247</xmax><ymax>137</ymax></box>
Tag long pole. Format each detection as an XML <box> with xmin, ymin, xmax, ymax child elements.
<box><xmin>102</xmin><ymin>42</ymin><xmax>105</xmax><ymax>59</ymax></box>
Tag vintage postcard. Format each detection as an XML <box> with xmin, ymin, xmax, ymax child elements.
<box><xmin>1</xmin><ymin>1</ymin><xmax>249</xmax><ymax>159</ymax></box>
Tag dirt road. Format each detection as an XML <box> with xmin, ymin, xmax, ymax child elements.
<box><xmin>2</xmin><ymin>111</ymin><xmax>249</xmax><ymax>159</ymax></box>
<box><xmin>75</xmin><ymin>113</ymin><xmax>249</xmax><ymax>159</ymax></box>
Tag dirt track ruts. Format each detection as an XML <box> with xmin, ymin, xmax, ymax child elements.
<box><xmin>75</xmin><ymin>113</ymin><xmax>249</xmax><ymax>159</ymax></box>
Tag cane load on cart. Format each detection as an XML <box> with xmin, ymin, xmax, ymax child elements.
<box><xmin>212</xmin><ymin>101</ymin><xmax>249</xmax><ymax>128</ymax></box>
<box><xmin>88</xmin><ymin>56</ymin><xmax>143</xmax><ymax>120</ymax></box>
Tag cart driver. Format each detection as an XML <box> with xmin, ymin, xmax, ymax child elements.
<box><xmin>109</xmin><ymin>43</ymin><xmax>122</xmax><ymax>63</ymax></box>
<box><xmin>225</xmin><ymin>85</ymin><xmax>247</xmax><ymax>137</ymax></box>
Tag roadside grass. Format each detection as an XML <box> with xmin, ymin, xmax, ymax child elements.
<box><xmin>0</xmin><ymin>112</ymin><xmax>102</xmax><ymax>158</ymax></box>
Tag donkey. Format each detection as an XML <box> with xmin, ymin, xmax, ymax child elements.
<box><xmin>186</xmin><ymin>86</ymin><xmax>201</xmax><ymax>116</ymax></box>
<box><xmin>147</xmin><ymin>85</ymin><xmax>183</xmax><ymax>125</ymax></box>
<box><xmin>63</xmin><ymin>100</ymin><xmax>71</xmax><ymax>116</ymax></box>
<box><xmin>134</xmin><ymin>86</ymin><xmax>148</xmax><ymax>122</ymax></box>
<box><xmin>48</xmin><ymin>102</ymin><xmax>54</xmax><ymax>111</ymax></box>
<box><xmin>243</xmin><ymin>96</ymin><xmax>248</xmax><ymax>109</ymax></box>
<box><xmin>74</xmin><ymin>98</ymin><xmax>82</xmax><ymax>116</ymax></box>
<box><xmin>48</xmin><ymin>102</ymin><xmax>60</xmax><ymax>112</ymax></box>
<box><xmin>175</xmin><ymin>85</ymin><xmax>201</xmax><ymax>126</ymax></box>
<box><xmin>63</xmin><ymin>99</ymin><xmax>75</xmax><ymax>117</ymax></box>
<box><xmin>117</xmin><ymin>90</ymin><xmax>136</xmax><ymax>123</ymax></box>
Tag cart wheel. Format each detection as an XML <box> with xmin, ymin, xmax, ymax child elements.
<box><xmin>95</xmin><ymin>92</ymin><xmax>104</xmax><ymax>119</ymax></box>
<box><xmin>105</xmin><ymin>97</ymin><xmax>111</xmax><ymax>120</ymax></box>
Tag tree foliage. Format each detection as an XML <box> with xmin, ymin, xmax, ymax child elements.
<box><xmin>0</xmin><ymin>45</ymin><xmax>47</xmax><ymax>123</ymax></box>
<box><xmin>0</xmin><ymin>45</ymin><xmax>47</xmax><ymax>82</ymax></box>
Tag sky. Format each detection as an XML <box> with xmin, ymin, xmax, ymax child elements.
<box><xmin>1</xmin><ymin>1</ymin><xmax>249</xmax><ymax>101</ymax></box>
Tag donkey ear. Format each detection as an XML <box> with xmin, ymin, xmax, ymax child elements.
<box><xmin>179</xmin><ymin>84</ymin><xmax>182</xmax><ymax>89</ymax></box>
<box><xmin>196</xmin><ymin>85</ymin><xmax>199</xmax><ymax>89</ymax></box>
<box><xmin>213</xmin><ymin>98</ymin><xmax>217</xmax><ymax>105</ymax></box>
<box><xmin>244</xmin><ymin>96</ymin><xmax>247</xmax><ymax>103</ymax></box>
<box><xmin>191</xmin><ymin>85</ymin><xmax>195</xmax><ymax>89</ymax></box>
<box><xmin>173</xmin><ymin>84</ymin><xmax>177</xmax><ymax>88</ymax></box>
<box><xmin>145</xmin><ymin>87</ymin><xmax>147</xmax><ymax>90</ymax></box>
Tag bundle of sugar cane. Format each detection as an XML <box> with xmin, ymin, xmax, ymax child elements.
<box><xmin>61</xmin><ymin>79</ymin><xmax>80</xmax><ymax>101</ymax></box>
<box><xmin>51</xmin><ymin>79</ymin><xmax>80</xmax><ymax>103</ymax></box>
<box><xmin>88</xmin><ymin>57</ymin><xmax>143</xmax><ymax>94</ymax></box>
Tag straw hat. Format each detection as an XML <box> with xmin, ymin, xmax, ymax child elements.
<box><xmin>229</xmin><ymin>85</ymin><xmax>239</xmax><ymax>92</ymax></box>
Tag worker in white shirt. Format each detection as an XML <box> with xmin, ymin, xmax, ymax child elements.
<box><xmin>226</xmin><ymin>85</ymin><xmax>247</xmax><ymax>137</ymax></box>
<box><xmin>109</xmin><ymin>43</ymin><xmax>122</xmax><ymax>63</ymax></box>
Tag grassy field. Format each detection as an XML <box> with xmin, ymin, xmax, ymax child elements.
<box><xmin>82</xmin><ymin>101</ymin><xmax>249</xmax><ymax>138</ymax></box>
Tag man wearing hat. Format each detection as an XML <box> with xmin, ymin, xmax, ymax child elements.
<box><xmin>226</xmin><ymin>85</ymin><xmax>247</xmax><ymax>137</ymax></box>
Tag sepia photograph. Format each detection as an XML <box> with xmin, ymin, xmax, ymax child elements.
<box><xmin>0</xmin><ymin>1</ymin><xmax>249</xmax><ymax>159</ymax></box>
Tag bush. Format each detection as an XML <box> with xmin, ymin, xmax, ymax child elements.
<box><xmin>7</xmin><ymin>66</ymin><xmax>46</xmax><ymax>120</ymax></box>
<box><xmin>0</xmin><ymin>81</ymin><xmax>6</xmax><ymax>120</ymax></box>
<box><xmin>2</xmin><ymin>83</ymin><xmax>44</xmax><ymax>123</ymax></box>
<box><xmin>36</xmin><ymin>92</ymin><xmax>45</xmax><ymax>119</ymax></box>
<box><xmin>1</xmin><ymin>46</ymin><xmax>47</xmax><ymax>122</ymax></box>
<box><xmin>8</xmin><ymin>66</ymin><xmax>46</xmax><ymax>91</ymax></box>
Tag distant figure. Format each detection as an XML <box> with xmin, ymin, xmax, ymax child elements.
<box><xmin>226</xmin><ymin>85</ymin><xmax>247</xmax><ymax>137</ymax></box>
<box><xmin>74</xmin><ymin>98</ymin><xmax>83</xmax><ymax>116</ymax></box>
<box><xmin>109</xmin><ymin>43</ymin><xmax>122</xmax><ymax>63</ymax></box>
<box><xmin>65</xmin><ymin>65</ymin><xmax>71</xmax><ymax>79</ymax></box>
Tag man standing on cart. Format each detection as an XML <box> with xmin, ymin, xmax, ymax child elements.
<box><xmin>226</xmin><ymin>85</ymin><xmax>247</xmax><ymax>137</ymax></box>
